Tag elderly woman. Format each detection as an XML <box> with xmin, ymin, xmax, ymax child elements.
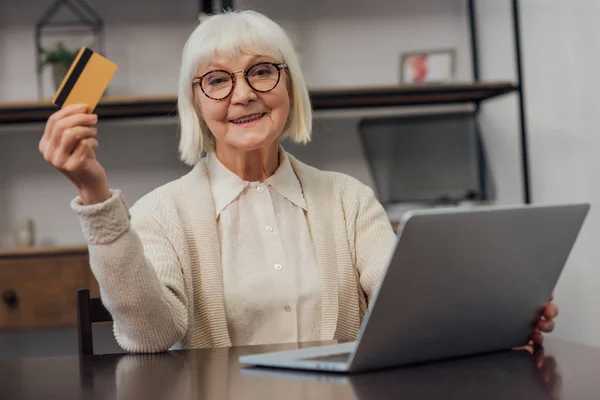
<box><xmin>38</xmin><ymin>10</ymin><xmax>557</xmax><ymax>352</ymax></box>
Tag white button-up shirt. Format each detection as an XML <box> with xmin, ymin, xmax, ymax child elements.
<box><xmin>205</xmin><ymin>150</ymin><xmax>322</xmax><ymax>346</ymax></box>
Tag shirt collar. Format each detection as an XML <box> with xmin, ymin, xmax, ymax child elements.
<box><xmin>266</xmin><ymin>150</ymin><xmax>307</xmax><ymax>211</ymax></box>
<box><xmin>205</xmin><ymin>148</ymin><xmax>307</xmax><ymax>218</ymax></box>
<box><xmin>205</xmin><ymin>152</ymin><xmax>249</xmax><ymax>217</ymax></box>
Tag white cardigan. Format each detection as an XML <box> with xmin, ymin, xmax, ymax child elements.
<box><xmin>72</xmin><ymin>153</ymin><xmax>397</xmax><ymax>352</ymax></box>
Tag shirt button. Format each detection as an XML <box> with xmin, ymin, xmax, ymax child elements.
<box><xmin>274</xmin><ymin>263</ymin><xmax>283</xmax><ymax>271</ymax></box>
<box><xmin>284</xmin><ymin>304</ymin><xmax>292</xmax><ymax>312</ymax></box>
<box><xmin>265</xmin><ymin>225</ymin><xmax>273</xmax><ymax>232</ymax></box>
<box><xmin>257</xmin><ymin>186</ymin><xmax>265</xmax><ymax>193</ymax></box>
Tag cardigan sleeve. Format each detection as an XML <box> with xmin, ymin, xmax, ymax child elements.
<box><xmin>71</xmin><ymin>189</ymin><xmax>189</xmax><ymax>353</ymax></box>
<box><xmin>353</xmin><ymin>185</ymin><xmax>397</xmax><ymax>301</ymax></box>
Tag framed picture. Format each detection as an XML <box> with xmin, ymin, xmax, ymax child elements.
<box><xmin>400</xmin><ymin>49</ymin><xmax>457</xmax><ymax>84</ymax></box>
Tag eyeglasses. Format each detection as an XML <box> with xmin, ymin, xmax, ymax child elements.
<box><xmin>192</xmin><ymin>62</ymin><xmax>288</xmax><ymax>100</ymax></box>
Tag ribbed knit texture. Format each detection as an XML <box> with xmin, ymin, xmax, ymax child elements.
<box><xmin>71</xmin><ymin>153</ymin><xmax>397</xmax><ymax>352</ymax></box>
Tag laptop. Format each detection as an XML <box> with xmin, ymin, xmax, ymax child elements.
<box><xmin>239</xmin><ymin>203</ymin><xmax>589</xmax><ymax>373</ymax></box>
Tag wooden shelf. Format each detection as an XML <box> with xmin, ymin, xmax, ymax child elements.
<box><xmin>0</xmin><ymin>81</ymin><xmax>517</xmax><ymax>125</ymax></box>
<box><xmin>0</xmin><ymin>245</ymin><xmax>88</xmax><ymax>259</ymax></box>
<box><xmin>0</xmin><ymin>96</ymin><xmax>177</xmax><ymax>125</ymax></box>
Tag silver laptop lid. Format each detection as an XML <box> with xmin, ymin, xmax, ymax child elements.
<box><xmin>349</xmin><ymin>203</ymin><xmax>589</xmax><ymax>371</ymax></box>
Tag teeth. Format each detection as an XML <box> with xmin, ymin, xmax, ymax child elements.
<box><xmin>232</xmin><ymin>113</ymin><xmax>264</xmax><ymax>124</ymax></box>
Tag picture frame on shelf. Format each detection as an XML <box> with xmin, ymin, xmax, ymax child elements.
<box><xmin>400</xmin><ymin>49</ymin><xmax>457</xmax><ymax>85</ymax></box>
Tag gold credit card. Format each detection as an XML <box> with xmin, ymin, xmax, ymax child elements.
<box><xmin>52</xmin><ymin>46</ymin><xmax>117</xmax><ymax>113</ymax></box>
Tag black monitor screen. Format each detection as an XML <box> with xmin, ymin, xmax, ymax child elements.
<box><xmin>359</xmin><ymin>111</ymin><xmax>485</xmax><ymax>205</ymax></box>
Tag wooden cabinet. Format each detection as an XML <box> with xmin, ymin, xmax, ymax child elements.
<box><xmin>0</xmin><ymin>246</ymin><xmax>99</xmax><ymax>330</ymax></box>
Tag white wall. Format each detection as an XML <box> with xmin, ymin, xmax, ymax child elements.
<box><xmin>478</xmin><ymin>0</ymin><xmax>600</xmax><ymax>348</ymax></box>
<box><xmin>1</xmin><ymin>0</ymin><xmax>598</xmax><ymax>347</ymax></box>
<box><xmin>238</xmin><ymin>0</ymin><xmax>474</xmax><ymax>87</ymax></box>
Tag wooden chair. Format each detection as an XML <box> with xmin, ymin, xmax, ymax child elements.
<box><xmin>76</xmin><ymin>289</ymin><xmax>113</xmax><ymax>356</ymax></box>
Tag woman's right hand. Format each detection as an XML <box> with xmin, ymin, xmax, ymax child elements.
<box><xmin>39</xmin><ymin>103</ymin><xmax>111</xmax><ymax>205</ymax></box>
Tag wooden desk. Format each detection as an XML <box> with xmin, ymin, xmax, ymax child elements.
<box><xmin>0</xmin><ymin>338</ymin><xmax>598</xmax><ymax>399</ymax></box>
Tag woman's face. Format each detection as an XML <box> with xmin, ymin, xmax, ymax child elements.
<box><xmin>195</xmin><ymin>53</ymin><xmax>291</xmax><ymax>153</ymax></box>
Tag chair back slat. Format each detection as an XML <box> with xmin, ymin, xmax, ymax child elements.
<box><xmin>76</xmin><ymin>289</ymin><xmax>113</xmax><ymax>356</ymax></box>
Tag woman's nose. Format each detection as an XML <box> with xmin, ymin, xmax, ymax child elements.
<box><xmin>231</xmin><ymin>76</ymin><xmax>257</xmax><ymax>105</ymax></box>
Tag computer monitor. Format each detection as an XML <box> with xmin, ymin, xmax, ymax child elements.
<box><xmin>358</xmin><ymin>111</ymin><xmax>486</xmax><ymax>206</ymax></box>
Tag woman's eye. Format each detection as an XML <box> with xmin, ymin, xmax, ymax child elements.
<box><xmin>208</xmin><ymin>77</ymin><xmax>227</xmax><ymax>85</ymax></box>
<box><xmin>250</xmin><ymin>67</ymin><xmax>273</xmax><ymax>77</ymax></box>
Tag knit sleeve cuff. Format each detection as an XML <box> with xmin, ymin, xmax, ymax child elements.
<box><xmin>71</xmin><ymin>189</ymin><xmax>131</xmax><ymax>244</ymax></box>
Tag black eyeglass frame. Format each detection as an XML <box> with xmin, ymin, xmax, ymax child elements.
<box><xmin>192</xmin><ymin>62</ymin><xmax>288</xmax><ymax>100</ymax></box>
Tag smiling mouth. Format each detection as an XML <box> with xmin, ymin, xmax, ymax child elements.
<box><xmin>230</xmin><ymin>113</ymin><xmax>266</xmax><ymax>124</ymax></box>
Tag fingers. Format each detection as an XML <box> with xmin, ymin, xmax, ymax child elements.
<box><xmin>40</xmin><ymin>104</ymin><xmax>88</xmax><ymax>153</ymax></box>
<box><xmin>48</xmin><ymin>112</ymin><xmax>97</xmax><ymax>151</ymax></box>
<box><xmin>532</xmin><ymin>328</ymin><xmax>544</xmax><ymax>346</ymax></box>
<box><xmin>51</xmin><ymin>126</ymin><xmax>98</xmax><ymax>167</ymax></box>
<box><xmin>40</xmin><ymin>105</ymin><xmax>97</xmax><ymax>153</ymax></box>
<box><xmin>544</xmin><ymin>302</ymin><xmax>559</xmax><ymax>320</ymax></box>
<box><xmin>513</xmin><ymin>343</ymin><xmax>535</xmax><ymax>354</ymax></box>
<box><xmin>40</xmin><ymin>110</ymin><xmax>98</xmax><ymax>167</ymax></box>
<box><xmin>63</xmin><ymin>138</ymin><xmax>99</xmax><ymax>172</ymax></box>
<box><xmin>531</xmin><ymin>304</ymin><xmax>556</xmax><ymax>348</ymax></box>
<box><xmin>538</xmin><ymin>318</ymin><xmax>556</xmax><ymax>333</ymax></box>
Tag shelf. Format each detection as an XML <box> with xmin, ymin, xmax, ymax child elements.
<box><xmin>0</xmin><ymin>245</ymin><xmax>88</xmax><ymax>259</ymax></box>
<box><xmin>0</xmin><ymin>81</ymin><xmax>517</xmax><ymax>125</ymax></box>
<box><xmin>310</xmin><ymin>81</ymin><xmax>517</xmax><ymax>109</ymax></box>
<box><xmin>0</xmin><ymin>96</ymin><xmax>177</xmax><ymax>125</ymax></box>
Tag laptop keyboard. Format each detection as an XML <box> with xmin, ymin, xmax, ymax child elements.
<box><xmin>300</xmin><ymin>352</ymin><xmax>351</xmax><ymax>363</ymax></box>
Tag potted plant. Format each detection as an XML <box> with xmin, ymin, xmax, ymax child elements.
<box><xmin>39</xmin><ymin>42</ymin><xmax>78</xmax><ymax>90</ymax></box>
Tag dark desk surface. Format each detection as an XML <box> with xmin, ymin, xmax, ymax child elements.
<box><xmin>1</xmin><ymin>338</ymin><xmax>599</xmax><ymax>399</ymax></box>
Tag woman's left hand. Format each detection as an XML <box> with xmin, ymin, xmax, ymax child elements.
<box><xmin>531</xmin><ymin>295</ymin><xmax>559</xmax><ymax>347</ymax></box>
